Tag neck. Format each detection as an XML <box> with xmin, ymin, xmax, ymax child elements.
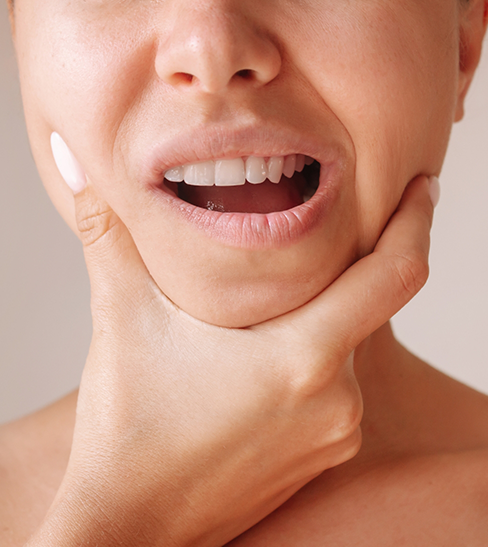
<box><xmin>352</xmin><ymin>322</ymin><xmax>423</xmax><ymax>462</ymax></box>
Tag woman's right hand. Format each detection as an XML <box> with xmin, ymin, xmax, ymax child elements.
<box><xmin>27</xmin><ymin>169</ymin><xmax>434</xmax><ymax>547</ymax></box>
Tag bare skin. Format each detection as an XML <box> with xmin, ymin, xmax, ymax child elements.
<box><xmin>3</xmin><ymin>0</ymin><xmax>488</xmax><ymax>544</ymax></box>
<box><xmin>2</xmin><ymin>323</ymin><xmax>488</xmax><ymax>546</ymax></box>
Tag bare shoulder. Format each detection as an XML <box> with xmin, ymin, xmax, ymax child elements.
<box><xmin>348</xmin><ymin>450</ymin><xmax>488</xmax><ymax>544</ymax></box>
<box><xmin>0</xmin><ymin>393</ymin><xmax>76</xmax><ymax>546</ymax></box>
<box><xmin>227</xmin><ymin>448</ymin><xmax>488</xmax><ymax>547</ymax></box>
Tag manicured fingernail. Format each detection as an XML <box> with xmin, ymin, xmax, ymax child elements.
<box><xmin>50</xmin><ymin>132</ymin><xmax>87</xmax><ymax>194</ymax></box>
<box><xmin>428</xmin><ymin>176</ymin><xmax>440</xmax><ymax>208</ymax></box>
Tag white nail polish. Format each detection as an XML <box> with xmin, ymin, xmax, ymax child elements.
<box><xmin>428</xmin><ymin>176</ymin><xmax>440</xmax><ymax>208</ymax></box>
<box><xmin>50</xmin><ymin>132</ymin><xmax>87</xmax><ymax>194</ymax></box>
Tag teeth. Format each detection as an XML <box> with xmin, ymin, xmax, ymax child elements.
<box><xmin>283</xmin><ymin>154</ymin><xmax>296</xmax><ymax>178</ymax></box>
<box><xmin>267</xmin><ymin>156</ymin><xmax>284</xmax><ymax>184</ymax></box>
<box><xmin>165</xmin><ymin>155</ymin><xmax>315</xmax><ymax>187</ymax></box>
<box><xmin>295</xmin><ymin>154</ymin><xmax>305</xmax><ymax>173</ymax></box>
<box><xmin>164</xmin><ymin>166</ymin><xmax>184</xmax><ymax>182</ymax></box>
<box><xmin>246</xmin><ymin>156</ymin><xmax>267</xmax><ymax>184</ymax></box>
<box><xmin>215</xmin><ymin>158</ymin><xmax>246</xmax><ymax>186</ymax></box>
<box><xmin>184</xmin><ymin>161</ymin><xmax>214</xmax><ymax>186</ymax></box>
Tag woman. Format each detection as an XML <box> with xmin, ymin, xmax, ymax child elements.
<box><xmin>2</xmin><ymin>0</ymin><xmax>488</xmax><ymax>545</ymax></box>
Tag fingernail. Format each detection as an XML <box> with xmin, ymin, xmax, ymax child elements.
<box><xmin>428</xmin><ymin>176</ymin><xmax>440</xmax><ymax>208</ymax></box>
<box><xmin>50</xmin><ymin>132</ymin><xmax>87</xmax><ymax>194</ymax></box>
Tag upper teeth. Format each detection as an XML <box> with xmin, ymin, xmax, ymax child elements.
<box><xmin>164</xmin><ymin>154</ymin><xmax>314</xmax><ymax>186</ymax></box>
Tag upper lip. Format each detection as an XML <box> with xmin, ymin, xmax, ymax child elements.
<box><xmin>140</xmin><ymin>120</ymin><xmax>346</xmax><ymax>187</ymax></box>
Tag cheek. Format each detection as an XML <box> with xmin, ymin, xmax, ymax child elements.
<box><xmin>282</xmin><ymin>1</ymin><xmax>459</xmax><ymax>252</ymax></box>
<box><xmin>15</xmin><ymin>1</ymin><xmax>155</xmax><ymax>223</ymax></box>
<box><xmin>15</xmin><ymin>0</ymin><xmax>459</xmax><ymax>274</ymax></box>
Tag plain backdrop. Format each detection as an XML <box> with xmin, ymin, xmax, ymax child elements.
<box><xmin>1</xmin><ymin>4</ymin><xmax>487</xmax><ymax>424</ymax></box>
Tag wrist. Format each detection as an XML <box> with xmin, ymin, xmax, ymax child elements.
<box><xmin>26</xmin><ymin>480</ymin><xmax>173</xmax><ymax>547</ymax></box>
<box><xmin>25</xmin><ymin>474</ymin><xmax>237</xmax><ymax>547</ymax></box>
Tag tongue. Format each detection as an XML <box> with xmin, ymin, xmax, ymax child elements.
<box><xmin>177</xmin><ymin>172</ymin><xmax>306</xmax><ymax>213</ymax></box>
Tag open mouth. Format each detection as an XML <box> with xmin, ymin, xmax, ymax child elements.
<box><xmin>162</xmin><ymin>154</ymin><xmax>321</xmax><ymax>214</ymax></box>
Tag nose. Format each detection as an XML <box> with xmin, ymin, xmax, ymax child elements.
<box><xmin>155</xmin><ymin>2</ymin><xmax>282</xmax><ymax>93</ymax></box>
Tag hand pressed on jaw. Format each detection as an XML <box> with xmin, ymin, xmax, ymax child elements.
<box><xmin>30</xmin><ymin>139</ymin><xmax>435</xmax><ymax>547</ymax></box>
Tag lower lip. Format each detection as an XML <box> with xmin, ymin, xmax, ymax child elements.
<box><xmin>149</xmin><ymin>163</ymin><xmax>340</xmax><ymax>250</ymax></box>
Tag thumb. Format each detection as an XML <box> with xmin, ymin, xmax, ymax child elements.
<box><xmin>50</xmin><ymin>132</ymin><xmax>156</xmax><ymax>314</ymax></box>
<box><xmin>269</xmin><ymin>175</ymin><xmax>434</xmax><ymax>360</ymax></box>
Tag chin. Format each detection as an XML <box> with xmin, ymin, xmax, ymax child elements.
<box><xmin>136</xmin><ymin>243</ymin><xmax>350</xmax><ymax>328</ymax></box>
<box><xmin>128</xmin><ymin>191</ymin><xmax>359</xmax><ymax>328</ymax></box>
<box><xmin>169</xmin><ymin>283</ymin><xmax>321</xmax><ymax>328</ymax></box>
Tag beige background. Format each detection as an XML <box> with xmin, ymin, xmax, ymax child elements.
<box><xmin>1</xmin><ymin>4</ymin><xmax>487</xmax><ymax>424</ymax></box>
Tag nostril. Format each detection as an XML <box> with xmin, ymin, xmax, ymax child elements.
<box><xmin>171</xmin><ymin>72</ymin><xmax>194</xmax><ymax>86</ymax></box>
<box><xmin>235</xmin><ymin>69</ymin><xmax>254</xmax><ymax>80</ymax></box>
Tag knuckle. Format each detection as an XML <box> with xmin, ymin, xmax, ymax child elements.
<box><xmin>329</xmin><ymin>386</ymin><xmax>363</xmax><ymax>444</ymax></box>
<box><xmin>307</xmin><ymin>426</ymin><xmax>362</xmax><ymax>476</ymax></box>
<box><xmin>308</xmin><ymin>392</ymin><xmax>362</xmax><ymax>470</ymax></box>
<box><xmin>77</xmin><ymin>200</ymin><xmax>118</xmax><ymax>248</ymax></box>
<box><xmin>332</xmin><ymin>426</ymin><xmax>363</xmax><ymax>467</ymax></box>
<box><xmin>390</xmin><ymin>250</ymin><xmax>429</xmax><ymax>299</ymax></box>
<box><xmin>286</xmin><ymin>361</ymin><xmax>363</xmax><ymax>446</ymax></box>
<box><xmin>286</xmin><ymin>342</ymin><xmax>353</xmax><ymax>399</ymax></box>
<box><xmin>278</xmin><ymin>344</ymin><xmax>353</xmax><ymax>407</ymax></box>
<box><xmin>286</xmin><ymin>348</ymin><xmax>335</xmax><ymax>398</ymax></box>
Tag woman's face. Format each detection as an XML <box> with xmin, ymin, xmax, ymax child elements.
<box><xmin>12</xmin><ymin>0</ymin><xmax>475</xmax><ymax>326</ymax></box>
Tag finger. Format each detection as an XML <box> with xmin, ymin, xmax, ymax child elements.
<box><xmin>50</xmin><ymin>132</ymin><xmax>162</xmax><ymax>314</ymax></box>
<box><xmin>74</xmin><ymin>183</ymin><xmax>148</xmax><ymax>293</ymax></box>
<box><xmin>271</xmin><ymin>175</ymin><xmax>435</xmax><ymax>357</ymax></box>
